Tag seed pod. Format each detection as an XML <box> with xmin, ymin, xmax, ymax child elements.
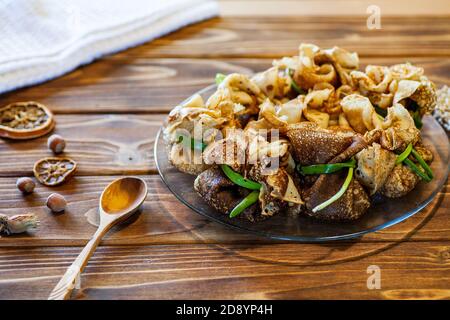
<box><xmin>0</xmin><ymin>213</ymin><xmax>39</xmax><ymax>235</ymax></box>
<box><xmin>47</xmin><ymin>134</ymin><xmax>66</xmax><ymax>154</ymax></box>
<box><xmin>16</xmin><ymin>177</ymin><xmax>36</xmax><ymax>193</ymax></box>
<box><xmin>46</xmin><ymin>193</ymin><xmax>67</xmax><ymax>213</ymax></box>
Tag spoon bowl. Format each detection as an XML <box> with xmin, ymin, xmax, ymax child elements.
<box><xmin>100</xmin><ymin>177</ymin><xmax>147</xmax><ymax>216</ymax></box>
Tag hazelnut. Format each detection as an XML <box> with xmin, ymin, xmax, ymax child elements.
<box><xmin>16</xmin><ymin>177</ymin><xmax>36</xmax><ymax>193</ymax></box>
<box><xmin>47</xmin><ymin>134</ymin><xmax>66</xmax><ymax>154</ymax></box>
<box><xmin>46</xmin><ymin>193</ymin><xmax>67</xmax><ymax>213</ymax></box>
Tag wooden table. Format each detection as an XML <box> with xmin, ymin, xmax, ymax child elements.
<box><xmin>0</xmin><ymin>13</ymin><xmax>449</xmax><ymax>299</ymax></box>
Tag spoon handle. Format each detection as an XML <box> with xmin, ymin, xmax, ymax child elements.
<box><xmin>48</xmin><ymin>225</ymin><xmax>109</xmax><ymax>300</ymax></box>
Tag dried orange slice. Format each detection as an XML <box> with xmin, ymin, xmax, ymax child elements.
<box><xmin>33</xmin><ymin>157</ymin><xmax>77</xmax><ymax>186</ymax></box>
<box><xmin>0</xmin><ymin>102</ymin><xmax>55</xmax><ymax>139</ymax></box>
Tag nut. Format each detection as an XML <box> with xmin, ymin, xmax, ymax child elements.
<box><xmin>47</xmin><ymin>134</ymin><xmax>66</xmax><ymax>154</ymax></box>
<box><xmin>46</xmin><ymin>193</ymin><xmax>67</xmax><ymax>213</ymax></box>
<box><xmin>16</xmin><ymin>177</ymin><xmax>36</xmax><ymax>193</ymax></box>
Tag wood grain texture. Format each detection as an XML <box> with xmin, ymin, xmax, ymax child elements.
<box><xmin>0</xmin><ymin>57</ymin><xmax>448</xmax><ymax>114</ymax></box>
<box><xmin>0</xmin><ymin>114</ymin><xmax>165</xmax><ymax>176</ymax></box>
<box><xmin>121</xmin><ymin>16</ymin><xmax>450</xmax><ymax>58</ymax></box>
<box><xmin>0</xmin><ymin>15</ymin><xmax>449</xmax><ymax>299</ymax></box>
<box><xmin>1</xmin><ymin>242</ymin><xmax>449</xmax><ymax>299</ymax></box>
<box><xmin>219</xmin><ymin>0</ymin><xmax>450</xmax><ymax>16</ymax></box>
<box><xmin>0</xmin><ymin>176</ymin><xmax>448</xmax><ymax>247</ymax></box>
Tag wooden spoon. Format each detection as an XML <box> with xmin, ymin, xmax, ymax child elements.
<box><xmin>48</xmin><ymin>177</ymin><xmax>148</xmax><ymax>300</ymax></box>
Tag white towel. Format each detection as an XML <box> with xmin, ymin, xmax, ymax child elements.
<box><xmin>0</xmin><ymin>0</ymin><xmax>219</xmax><ymax>94</ymax></box>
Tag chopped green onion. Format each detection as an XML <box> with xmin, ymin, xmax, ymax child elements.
<box><xmin>297</xmin><ymin>158</ymin><xmax>356</xmax><ymax>175</ymax></box>
<box><xmin>411</xmin><ymin>148</ymin><xmax>433</xmax><ymax>179</ymax></box>
<box><xmin>374</xmin><ymin>105</ymin><xmax>388</xmax><ymax>118</ymax></box>
<box><xmin>395</xmin><ymin>143</ymin><xmax>413</xmax><ymax>165</ymax></box>
<box><xmin>221</xmin><ymin>165</ymin><xmax>262</xmax><ymax>190</ymax></box>
<box><xmin>405</xmin><ymin>100</ymin><xmax>422</xmax><ymax>129</ymax></box>
<box><xmin>288</xmin><ymin>69</ymin><xmax>306</xmax><ymax>94</ymax></box>
<box><xmin>404</xmin><ymin>158</ymin><xmax>432</xmax><ymax>182</ymax></box>
<box><xmin>395</xmin><ymin>143</ymin><xmax>433</xmax><ymax>182</ymax></box>
<box><xmin>408</xmin><ymin>100</ymin><xmax>419</xmax><ymax>112</ymax></box>
<box><xmin>229</xmin><ymin>190</ymin><xmax>260</xmax><ymax>218</ymax></box>
<box><xmin>176</xmin><ymin>133</ymin><xmax>207</xmax><ymax>152</ymax></box>
<box><xmin>312</xmin><ymin>168</ymin><xmax>354</xmax><ymax>213</ymax></box>
<box><xmin>412</xmin><ymin>110</ymin><xmax>423</xmax><ymax>129</ymax></box>
<box><xmin>395</xmin><ymin>144</ymin><xmax>433</xmax><ymax>182</ymax></box>
<box><xmin>215</xmin><ymin>73</ymin><xmax>226</xmax><ymax>85</ymax></box>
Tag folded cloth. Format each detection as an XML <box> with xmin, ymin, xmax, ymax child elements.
<box><xmin>0</xmin><ymin>0</ymin><xmax>219</xmax><ymax>94</ymax></box>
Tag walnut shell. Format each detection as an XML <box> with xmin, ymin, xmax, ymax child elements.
<box><xmin>33</xmin><ymin>157</ymin><xmax>77</xmax><ymax>186</ymax></box>
<box><xmin>0</xmin><ymin>102</ymin><xmax>55</xmax><ymax>140</ymax></box>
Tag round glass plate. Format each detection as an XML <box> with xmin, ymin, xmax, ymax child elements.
<box><xmin>155</xmin><ymin>84</ymin><xmax>450</xmax><ymax>242</ymax></box>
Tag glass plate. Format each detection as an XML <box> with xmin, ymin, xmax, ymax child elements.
<box><xmin>155</xmin><ymin>84</ymin><xmax>450</xmax><ymax>242</ymax></box>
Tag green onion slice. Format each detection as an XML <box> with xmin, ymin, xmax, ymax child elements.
<box><xmin>176</xmin><ymin>133</ymin><xmax>207</xmax><ymax>152</ymax></box>
<box><xmin>395</xmin><ymin>144</ymin><xmax>433</xmax><ymax>182</ymax></box>
<box><xmin>297</xmin><ymin>158</ymin><xmax>356</xmax><ymax>175</ymax></box>
<box><xmin>229</xmin><ymin>190</ymin><xmax>260</xmax><ymax>218</ymax></box>
<box><xmin>215</xmin><ymin>73</ymin><xmax>226</xmax><ymax>85</ymax></box>
<box><xmin>404</xmin><ymin>158</ymin><xmax>432</xmax><ymax>182</ymax></box>
<box><xmin>412</xmin><ymin>110</ymin><xmax>423</xmax><ymax>129</ymax></box>
<box><xmin>395</xmin><ymin>143</ymin><xmax>413</xmax><ymax>165</ymax></box>
<box><xmin>312</xmin><ymin>168</ymin><xmax>354</xmax><ymax>213</ymax></box>
<box><xmin>288</xmin><ymin>69</ymin><xmax>306</xmax><ymax>94</ymax></box>
<box><xmin>411</xmin><ymin>148</ymin><xmax>433</xmax><ymax>179</ymax></box>
<box><xmin>221</xmin><ymin>165</ymin><xmax>262</xmax><ymax>190</ymax></box>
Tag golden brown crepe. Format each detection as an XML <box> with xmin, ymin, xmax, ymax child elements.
<box><xmin>380</xmin><ymin>164</ymin><xmax>420</xmax><ymax>198</ymax></box>
<box><xmin>303</xmin><ymin>171</ymin><xmax>370</xmax><ymax>221</ymax></box>
<box><xmin>286</xmin><ymin>122</ymin><xmax>355</xmax><ymax>165</ymax></box>
<box><xmin>164</xmin><ymin>43</ymin><xmax>437</xmax><ymax>222</ymax></box>
<box><xmin>355</xmin><ymin>143</ymin><xmax>397</xmax><ymax>195</ymax></box>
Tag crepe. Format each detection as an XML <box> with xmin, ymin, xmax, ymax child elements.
<box><xmin>164</xmin><ymin>43</ymin><xmax>437</xmax><ymax>222</ymax></box>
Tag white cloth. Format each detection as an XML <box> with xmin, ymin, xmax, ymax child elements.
<box><xmin>0</xmin><ymin>0</ymin><xmax>219</xmax><ymax>94</ymax></box>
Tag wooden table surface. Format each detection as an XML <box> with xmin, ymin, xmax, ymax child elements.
<box><xmin>0</xmin><ymin>12</ymin><xmax>449</xmax><ymax>299</ymax></box>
